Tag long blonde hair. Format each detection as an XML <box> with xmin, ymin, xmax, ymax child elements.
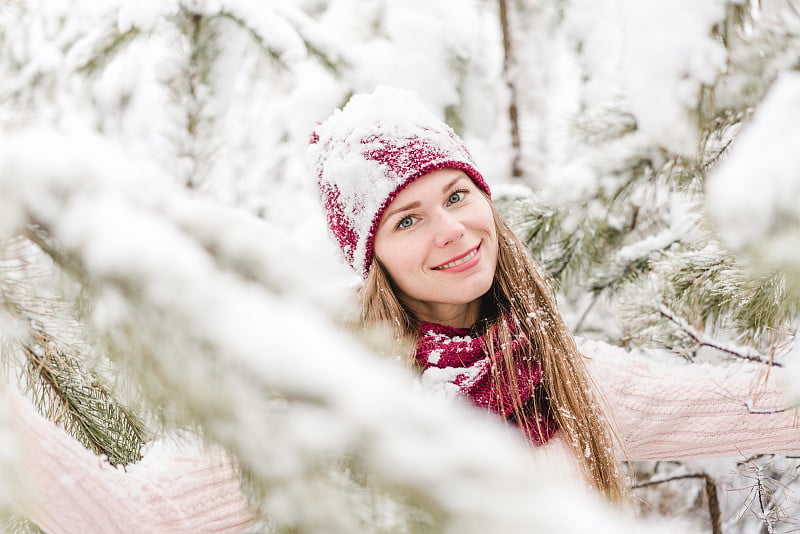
<box><xmin>361</xmin><ymin>203</ymin><xmax>627</xmax><ymax>502</ymax></box>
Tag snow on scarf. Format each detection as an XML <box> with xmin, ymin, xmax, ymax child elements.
<box><xmin>415</xmin><ymin>321</ymin><xmax>557</xmax><ymax>445</ymax></box>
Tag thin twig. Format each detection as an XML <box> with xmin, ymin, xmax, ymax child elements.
<box><xmin>733</xmin><ymin>457</ymin><xmax>797</xmax><ymax>532</ymax></box>
<box><xmin>741</xmin><ymin>401</ymin><xmax>796</xmax><ymax>415</ymax></box>
<box><xmin>755</xmin><ymin>467</ymin><xmax>776</xmax><ymax>534</ymax></box>
<box><xmin>634</xmin><ymin>473</ymin><xmax>721</xmax><ymax>534</ymax></box>
<box><xmin>659</xmin><ymin>305</ymin><xmax>781</xmax><ymax>367</ymax></box>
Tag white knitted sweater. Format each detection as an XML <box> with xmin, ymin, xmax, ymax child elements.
<box><xmin>10</xmin><ymin>342</ymin><xmax>800</xmax><ymax>533</ymax></box>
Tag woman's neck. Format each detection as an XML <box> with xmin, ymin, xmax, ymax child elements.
<box><xmin>405</xmin><ymin>299</ymin><xmax>481</xmax><ymax>329</ymax></box>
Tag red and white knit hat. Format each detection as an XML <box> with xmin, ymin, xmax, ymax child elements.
<box><xmin>308</xmin><ymin>86</ymin><xmax>491</xmax><ymax>277</ymax></box>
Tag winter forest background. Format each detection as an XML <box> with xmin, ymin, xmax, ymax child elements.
<box><xmin>1</xmin><ymin>0</ymin><xmax>799</xmax><ymax>532</ymax></box>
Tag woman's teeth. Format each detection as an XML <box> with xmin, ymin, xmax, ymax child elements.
<box><xmin>434</xmin><ymin>248</ymin><xmax>477</xmax><ymax>270</ymax></box>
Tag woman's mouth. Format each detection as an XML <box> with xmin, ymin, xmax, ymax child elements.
<box><xmin>432</xmin><ymin>245</ymin><xmax>480</xmax><ymax>271</ymax></box>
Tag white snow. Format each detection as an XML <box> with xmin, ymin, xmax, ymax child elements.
<box><xmin>1</xmin><ymin>0</ymin><xmax>799</xmax><ymax>532</ymax></box>
<box><xmin>0</xmin><ymin>127</ymin><xmax>674</xmax><ymax>534</ymax></box>
<box><xmin>222</xmin><ymin>0</ymin><xmax>308</xmax><ymax>63</ymax></box>
<box><xmin>706</xmin><ymin>70</ymin><xmax>800</xmax><ymax>276</ymax></box>
<box><xmin>426</xmin><ymin>348</ymin><xmax>442</xmax><ymax>364</ymax></box>
<box><xmin>117</xmin><ymin>0</ymin><xmax>178</xmax><ymax>33</ymax></box>
<box><xmin>617</xmin><ymin>0</ymin><xmax>728</xmax><ymax>156</ymax></box>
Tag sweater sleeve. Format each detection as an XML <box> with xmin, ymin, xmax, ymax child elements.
<box><xmin>580</xmin><ymin>339</ymin><xmax>800</xmax><ymax>462</ymax></box>
<box><xmin>8</xmin><ymin>391</ymin><xmax>255</xmax><ymax>534</ymax></box>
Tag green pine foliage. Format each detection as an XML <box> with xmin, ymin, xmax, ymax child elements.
<box><xmin>0</xmin><ymin>237</ymin><xmax>148</xmax><ymax>466</ymax></box>
<box><xmin>497</xmin><ymin>4</ymin><xmax>800</xmax><ymax>368</ymax></box>
<box><xmin>1</xmin><ymin>0</ymin><xmax>799</xmax><ymax>532</ymax></box>
<box><xmin>494</xmin><ymin>3</ymin><xmax>800</xmax><ymax>531</ymax></box>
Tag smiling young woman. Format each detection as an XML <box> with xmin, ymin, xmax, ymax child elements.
<box><xmin>372</xmin><ymin>168</ymin><xmax>498</xmax><ymax>329</ymax></box>
<box><xmin>308</xmin><ymin>86</ymin><xmax>800</xmax><ymax>507</ymax></box>
<box><xmin>309</xmin><ymin>86</ymin><xmax>627</xmax><ymax>501</ymax></box>
<box><xmin>8</xmin><ymin>86</ymin><xmax>800</xmax><ymax>533</ymax></box>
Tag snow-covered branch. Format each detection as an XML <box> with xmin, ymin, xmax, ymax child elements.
<box><xmin>706</xmin><ymin>71</ymin><xmax>800</xmax><ymax>290</ymax></box>
<box><xmin>0</xmin><ymin>129</ymin><xmax>677</xmax><ymax>533</ymax></box>
<box><xmin>658</xmin><ymin>304</ymin><xmax>780</xmax><ymax>367</ymax></box>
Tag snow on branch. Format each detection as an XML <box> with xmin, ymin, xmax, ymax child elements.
<box><xmin>617</xmin><ymin>0</ymin><xmax>727</xmax><ymax>157</ymax></box>
<box><xmin>219</xmin><ymin>0</ymin><xmax>349</xmax><ymax>72</ymax></box>
<box><xmin>658</xmin><ymin>304</ymin><xmax>780</xmax><ymax>367</ymax></box>
<box><xmin>219</xmin><ymin>0</ymin><xmax>307</xmax><ymax>65</ymax></box>
<box><xmin>0</xmin><ymin>129</ymin><xmax>679</xmax><ymax>534</ymax></box>
<box><xmin>706</xmin><ymin>71</ymin><xmax>800</xmax><ymax>289</ymax></box>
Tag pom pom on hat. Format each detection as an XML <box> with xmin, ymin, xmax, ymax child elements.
<box><xmin>308</xmin><ymin>86</ymin><xmax>490</xmax><ymax>277</ymax></box>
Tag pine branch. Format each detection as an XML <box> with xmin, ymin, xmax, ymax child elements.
<box><xmin>756</xmin><ymin>468</ymin><xmax>778</xmax><ymax>534</ymax></box>
<box><xmin>21</xmin><ymin>227</ymin><xmax>87</xmax><ymax>283</ymax></box>
<box><xmin>496</xmin><ymin>191</ymin><xmax>636</xmax><ymax>288</ymax></box>
<box><xmin>657</xmin><ymin>304</ymin><xmax>781</xmax><ymax>366</ymax></box>
<box><xmin>73</xmin><ymin>27</ymin><xmax>140</xmax><ymax>76</ymax></box>
<box><xmin>703</xmin><ymin>2</ymin><xmax>800</xmax><ymax>135</ymax></box>
<box><xmin>1</xmin><ymin>236</ymin><xmax>149</xmax><ymax>467</ymax></box>
<box><xmin>217</xmin><ymin>4</ymin><xmax>347</xmax><ymax>76</ymax></box>
<box><xmin>641</xmin><ymin>247</ymin><xmax>795</xmax><ymax>350</ymax></box>
<box><xmin>588</xmin><ymin>234</ymin><xmax>679</xmax><ymax>293</ymax></box>
<box><xmin>167</xmin><ymin>7</ymin><xmax>221</xmax><ymax>190</ymax></box>
<box><xmin>493</xmin><ymin>194</ymin><xmax>573</xmax><ymax>278</ymax></box>
<box><xmin>217</xmin><ymin>10</ymin><xmax>286</xmax><ymax>67</ymax></box>
<box><xmin>571</xmin><ymin>108</ymin><xmax>638</xmax><ymax>145</ymax></box>
<box><xmin>20</xmin><ymin>337</ymin><xmax>148</xmax><ymax>466</ymax></box>
<box><xmin>268</xmin><ymin>3</ymin><xmax>349</xmax><ymax>76</ymax></box>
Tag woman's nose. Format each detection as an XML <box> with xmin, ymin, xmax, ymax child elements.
<box><xmin>432</xmin><ymin>211</ymin><xmax>464</xmax><ymax>247</ymax></box>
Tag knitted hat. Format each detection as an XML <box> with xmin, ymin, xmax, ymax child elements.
<box><xmin>308</xmin><ymin>86</ymin><xmax>491</xmax><ymax>277</ymax></box>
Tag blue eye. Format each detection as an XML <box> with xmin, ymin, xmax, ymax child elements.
<box><xmin>397</xmin><ymin>216</ymin><xmax>415</xmax><ymax>229</ymax></box>
<box><xmin>448</xmin><ymin>190</ymin><xmax>466</xmax><ymax>204</ymax></box>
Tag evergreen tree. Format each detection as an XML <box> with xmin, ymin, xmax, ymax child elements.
<box><xmin>1</xmin><ymin>0</ymin><xmax>799</xmax><ymax>533</ymax></box>
<box><xmin>496</xmin><ymin>1</ymin><xmax>800</xmax><ymax>531</ymax></box>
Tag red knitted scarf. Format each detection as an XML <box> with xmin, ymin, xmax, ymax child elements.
<box><xmin>415</xmin><ymin>321</ymin><xmax>557</xmax><ymax>445</ymax></box>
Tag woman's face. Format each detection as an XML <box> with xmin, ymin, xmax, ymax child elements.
<box><xmin>373</xmin><ymin>168</ymin><xmax>498</xmax><ymax>328</ymax></box>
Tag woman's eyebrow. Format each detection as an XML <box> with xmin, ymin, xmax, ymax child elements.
<box><xmin>384</xmin><ymin>201</ymin><xmax>421</xmax><ymax>220</ymax></box>
<box><xmin>384</xmin><ymin>174</ymin><xmax>468</xmax><ymax>220</ymax></box>
<box><xmin>442</xmin><ymin>175</ymin><xmax>468</xmax><ymax>192</ymax></box>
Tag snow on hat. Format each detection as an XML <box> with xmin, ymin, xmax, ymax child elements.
<box><xmin>308</xmin><ymin>86</ymin><xmax>491</xmax><ymax>278</ymax></box>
